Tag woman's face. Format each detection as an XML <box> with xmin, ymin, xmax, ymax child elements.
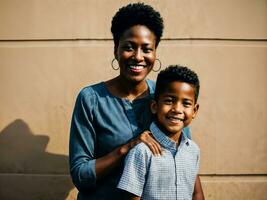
<box><xmin>115</xmin><ymin>25</ymin><xmax>157</xmax><ymax>84</ymax></box>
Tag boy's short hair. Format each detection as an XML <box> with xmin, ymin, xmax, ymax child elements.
<box><xmin>111</xmin><ymin>2</ymin><xmax>164</xmax><ymax>48</ymax></box>
<box><xmin>154</xmin><ymin>65</ymin><xmax>200</xmax><ymax>102</ymax></box>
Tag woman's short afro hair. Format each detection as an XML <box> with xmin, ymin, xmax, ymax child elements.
<box><xmin>111</xmin><ymin>2</ymin><xmax>164</xmax><ymax>48</ymax></box>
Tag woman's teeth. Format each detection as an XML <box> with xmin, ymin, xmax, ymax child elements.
<box><xmin>129</xmin><ymin>65</ymin><xmax>144</xmax><ymax>70</ymax></box>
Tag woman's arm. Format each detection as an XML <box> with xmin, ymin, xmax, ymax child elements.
<box><xmin>193</xmin><ymin>175</ymin><xmax>205</xmax><ymax>200</ymax></box>
<box><xmin>70</xmin><ymin>89</ymin><xmax>162</xmax><ymax>191</ymax></box>
<box><xmin>96</xmin><ymin>131</ymin><xmax>162</xmax><ymax>180</ymax></box>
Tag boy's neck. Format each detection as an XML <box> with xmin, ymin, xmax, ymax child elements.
<box><xmin>170</xmin><ymin>132</ymin><xmax>182</xmax><ymax>145</ymax></box>
<box><xmin>155</xmin><ymin>121</ymin><xmax>183</xmax><ymax>144</ymax></box>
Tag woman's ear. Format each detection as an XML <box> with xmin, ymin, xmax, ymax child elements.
<box><xmin>192</xmin><ymin>103</ymin><xmax>199</xmax><ymax>119</ymax></box>
<box><xmin>114</xmin><ymin>46</ymin><xmax>118</xmax><ymax>59</ymax></box>
<box><xmin>150</xmin><ymin>100</ymin><xmax>158</xmax><ymax>114</ymax></box>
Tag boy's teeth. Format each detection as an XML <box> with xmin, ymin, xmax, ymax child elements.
<box><xmin>170</xmin><ymin>117</ymin><xmax>183</xmax><ymax>121</ymax></box>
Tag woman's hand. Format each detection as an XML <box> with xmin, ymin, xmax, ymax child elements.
<box><xmin>96</xmin><ymin>131</ymin><xmax>162</xmax><ymax>180</ymax></box>
<box><xmin>139</xmin><ymin>131</ymin><xmax>162</xmax><ymax>155</ymax></box>
<box><xmin>130</xmin><ymin>131</ymin><xmax>162</xmax><ymax>156</ymax></box>
<box><xmin>119</xmin><ymin>131</ymin><xmax>162</xmax><ymax>156</ymax></box>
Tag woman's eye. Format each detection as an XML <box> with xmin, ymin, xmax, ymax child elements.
<box><xmin>143</xmin><ymin>47</ymin><xmax>154</xmax><ymax>53</ymax></box>
<box><xmin>123</xmin><ymin>46</ymin><xmax>133</xmax><ymax>51</ymax></box>
<box><xmin>143</xmin><ymin>48</ymin><xmax>153</xmax><ymax>53</ymax></box>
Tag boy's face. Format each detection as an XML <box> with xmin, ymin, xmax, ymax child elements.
<box><xmin>151</xmin><ymin>81</ymin><xmax>199</xmax><ymax>136</ymax></box>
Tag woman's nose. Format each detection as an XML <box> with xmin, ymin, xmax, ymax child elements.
<box><xmin>133</xmin><ymin>49</ymin><xmax>144</xmax><ymax>62</ymax></box>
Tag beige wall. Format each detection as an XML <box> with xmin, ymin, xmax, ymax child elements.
<box><xmin>0</xmin><ymin>0</ymin><xmax>266</xmax><ymax>199</ymax></box>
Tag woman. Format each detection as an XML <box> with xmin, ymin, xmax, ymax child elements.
<box><xmin>69</xmin><ymin>3</ymin><xmax>204</xmax><ymax>200</ymax></box>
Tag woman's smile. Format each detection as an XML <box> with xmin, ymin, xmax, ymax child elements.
<box><xmin>128</xmin><ymin>65</ymin><xmax>145</xmax><ymax>73</ymax></box>
<box><xmin>115</xmin><ymin>25</ymin><xmax>156</xmax><ymax>83</ymax></box>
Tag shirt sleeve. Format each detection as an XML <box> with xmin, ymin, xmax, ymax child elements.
<box><xmin>196</xmin><ymin>147</ymin><xmax>200</xmax><ymax>172</ymax></box>
<box><xmin>117</xmin><ymin>144</ymin><xmax>149</xmax><ymax>197</ymax></box>
<box><xmin>69</xmin><ymin>88</ymin><xmax>97</xmax><ymax>192</ymax></box>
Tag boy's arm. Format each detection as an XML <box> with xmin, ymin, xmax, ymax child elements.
<box><xmin>123</xmin><ymin>191</ymin><xmax>141</xmax><ymax>200</ymax></box>
<box><xmin>193</xmin><ymin>175</ymin><xmax>205</xmax><ymax>200</ymax></box>
<box><xmin>117</xmin><ymin>144</ymin><xmax>148</xmax><ymax>198</ymax></box>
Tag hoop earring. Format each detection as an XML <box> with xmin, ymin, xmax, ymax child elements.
<box><xmin>152</xmin><ymin>59</ymin><xmax>161</xmax><ymax>72</ymax></box>
<box><xmin>111</xmin><ymin>58</ymin><xmax>119</xmax><ymax>70</ymax></box>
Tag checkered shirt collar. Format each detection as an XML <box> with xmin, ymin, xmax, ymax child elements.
<box><xmin>150</xmin><ymin>122</ymin><xmax>190</xmax><ymax>152</ymax></box>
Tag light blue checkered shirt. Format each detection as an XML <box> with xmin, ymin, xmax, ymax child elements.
<box><xmin>117</xmin><ymin>122</ymin><xmax>200</xmax><ymax>200</ymax></box>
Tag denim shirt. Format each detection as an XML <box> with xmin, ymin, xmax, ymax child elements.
<box><xmin>69</xmin><ymin>80</ymin><xmax>191</xmax><ymax>200</ymax></box>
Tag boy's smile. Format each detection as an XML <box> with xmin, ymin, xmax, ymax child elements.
<box><xmin>151</xmin><ymin>81</ymin><xmax>199</xmax><ymax>142</ymax></box>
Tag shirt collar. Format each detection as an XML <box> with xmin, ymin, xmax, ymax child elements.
<box><xmin>150</xmin><ymin>122</ymin><xmax>190</xmax><ymax>152</ymax></box>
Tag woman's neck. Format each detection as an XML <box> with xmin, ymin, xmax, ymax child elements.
<box><xmin>105</xmin><ymin>76</ymin><xmax>149</xmax><ymax>101</ymax></box>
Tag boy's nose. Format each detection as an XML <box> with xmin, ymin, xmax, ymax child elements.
<box><xmin>172</xmin><ymin>103</ymin><xmax>183</xmax><ymax>113</ymax></box>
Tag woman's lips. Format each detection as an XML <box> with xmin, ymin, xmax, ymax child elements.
<box><xmin>129</xmin><ymin>65</ymin><xmax>145</xmax><ymax>73</ymax></box>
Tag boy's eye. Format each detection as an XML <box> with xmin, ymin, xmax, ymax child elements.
<box><xmin>163</xmin><ymin>98</ymin><xmax>173</xmax><ymax>104</ymax></box>
<box><xmin>183</xmin><ymin>101</ymin><xmax>192</xmax><ymax>107</ymax></box>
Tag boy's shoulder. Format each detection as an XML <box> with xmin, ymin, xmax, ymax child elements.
<box><xmin>127</xmin><ymin>142</ymin><xmax>154</xmax><ymax>158</ymax></box>
<box><xmin>186</xmin><ymin>138</ymin><xmax>200</xmax><ymax>154</ymax></box>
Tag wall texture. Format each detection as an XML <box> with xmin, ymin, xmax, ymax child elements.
<box><xmin>0</xmin><ymin>0</ymin><xmax>266</xmax><ymax>199</ymax></box>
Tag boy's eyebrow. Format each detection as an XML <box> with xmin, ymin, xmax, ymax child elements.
<box><xmin>162</xmin><ymin>94</ymin><xmax>176</xmax><ymax>98</ymax></box>
<box><xmin>162</xmin><ymin>94</ymin><xmax>194</xmax><ymax>102</ymax></box>
<box><xmin>183</xmin><ymin>98</ymin><xmax>194</xmax><ymax>102</ymax></box>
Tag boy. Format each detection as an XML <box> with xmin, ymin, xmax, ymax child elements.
<box><xmin>117</xmin><ymin>65</ymin><xmax>201</xmax><ymax>200</ymax></box>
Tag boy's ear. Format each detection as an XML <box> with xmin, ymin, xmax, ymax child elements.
<box><xmin>150</xmin><ymin>100</ymin><xmax>157</xmax><ymax>114</ymax></box>
<box><xmin>192</xmin><ymin>103</ymin><xmax>199</xmax><ymax>119</ymax></box>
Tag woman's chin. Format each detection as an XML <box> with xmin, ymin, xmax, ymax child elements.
<box><xmin>124</xmin><ymin>75</ymin><xmax>147</xmax><ymax>84</ymax></box>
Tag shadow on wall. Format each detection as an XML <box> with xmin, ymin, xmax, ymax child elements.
<box><xmin>0</xmin><ymin>119</ymin><xmax>75</xmax><ymax>200</ymax></box>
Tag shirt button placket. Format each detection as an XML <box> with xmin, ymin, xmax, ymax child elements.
<box><xmin>176</xmin><ymin>149</ymin><xmax>183</xmax><ymax>200</ymax></box>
